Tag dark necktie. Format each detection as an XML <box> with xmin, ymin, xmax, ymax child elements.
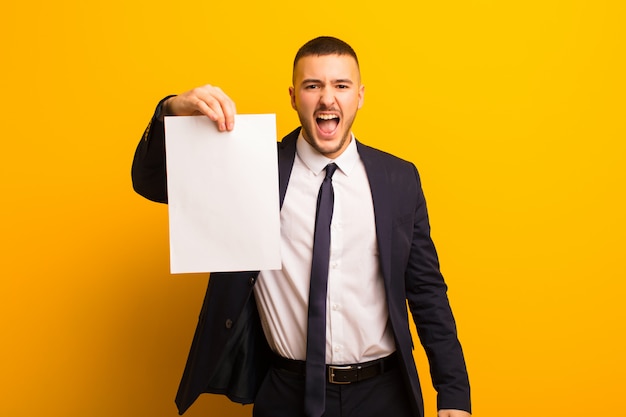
<box><xmin>304</xmin><ymin>163</ymin><xmax>338</xmax><ymax>417</ymax></box>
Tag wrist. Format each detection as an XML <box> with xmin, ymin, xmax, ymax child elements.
<box><xmin>161</xmin><ymin>97</ymin><xmax>173</xmax><ymax>116</ymax></box>
<box><xmin>156</xmin><ymin>95</ymin><xmax>177</xmax><ymax>122</ymax></box>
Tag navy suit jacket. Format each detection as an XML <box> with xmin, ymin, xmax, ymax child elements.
<box><xmin>132</xmin><ymin>99</ymin><xmax>471</xmax><ymax>416</ymax></box>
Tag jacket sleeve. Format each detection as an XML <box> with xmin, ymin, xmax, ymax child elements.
<box><xmin>131</xmin><ymin>95</ymin><xmax>176</xmax><ymax>203</ymax></box>
<box><xmin>405</xmin><ymin>164</ymin><xmax>471</xmax><ymax>413</ymax></box>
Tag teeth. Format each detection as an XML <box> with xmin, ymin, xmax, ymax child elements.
<box><xmin>317</xmin><ymin>114</ymin><xmax>339</xmax><ymax>120</ymax></box>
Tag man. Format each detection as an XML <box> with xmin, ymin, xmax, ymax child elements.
<box><xmin>132</xmin><ymin>36</ymin><xmax>471</xmax><ymax>417</ymax></box>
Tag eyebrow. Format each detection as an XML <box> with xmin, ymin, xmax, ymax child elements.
<box><xmin>301</xmin><ymin>78</ymin><xmax>355</xmax><ymax>85</ymax></box>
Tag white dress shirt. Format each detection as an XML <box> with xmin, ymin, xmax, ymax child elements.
<box><xmin>254</xmin><ymin>133</ymin><xmax>396</xmax><ymax>365</ymax></box>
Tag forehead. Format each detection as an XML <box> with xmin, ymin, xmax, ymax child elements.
<box><xmin>293</xmin><ymin>54</ymin><xmax>360</xmax><ymax>82</ymax></box>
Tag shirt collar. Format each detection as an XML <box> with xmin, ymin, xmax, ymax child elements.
<box><xmin>295</xmin><ymin>131</ymin><xmax>359</xmax><ymax>177</ymax></box>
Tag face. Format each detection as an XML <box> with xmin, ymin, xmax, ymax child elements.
<box><xmin>290</xmin><ymin>54</ymin><xmax>365</xmax><ymax>159</ymax></box>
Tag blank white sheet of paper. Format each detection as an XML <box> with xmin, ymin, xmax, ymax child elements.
<box><xmin>164</xmin><ymin>114</ymin><xmax>281</xmax><ymax>274</ymax></box>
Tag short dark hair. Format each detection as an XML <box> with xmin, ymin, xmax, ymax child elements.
<box><xmin>293</xmin><ymin>36</ymin><xmax>359</xmax><ymax>70</ymax></box>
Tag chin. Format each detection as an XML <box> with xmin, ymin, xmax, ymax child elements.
<box><xmin>315</xmin><ymin>138</ymin><xmax>347</xmax><ymax>157</ymax></box>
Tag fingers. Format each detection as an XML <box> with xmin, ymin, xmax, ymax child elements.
<box><xmin>192</xmin><ymin>85</ymin><xmax>236</xmax><ymax>131</ymax></box>
<box><xmin>168</xmin><ymin>85</ymin><xmax>237</xmax><ymax>131</ymax></box>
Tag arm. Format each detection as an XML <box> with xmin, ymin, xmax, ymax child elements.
<box><xmin>130</xmin><ymin>85</ymin><xmax>237</xmax><ymax>203</ymax></box>
<box><xmin>405</xmin><ymin>165</ymin><xmax>471</xmax><ymax>413</ymax></box>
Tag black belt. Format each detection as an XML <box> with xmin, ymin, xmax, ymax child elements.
<box><xmin>272</xmin><ymin>353</ymin><xmax>397</xmax><ymax>384</ymax></box>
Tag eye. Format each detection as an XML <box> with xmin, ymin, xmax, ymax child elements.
<box><xmin>336</xmin><ymin>84</ymin><xmax>349</xmax><ymax>89</ymax></box>
<box><xmin>305</xmin><ymin>84</ymin><xmax>320</xmax><ymax>89</ymax></box>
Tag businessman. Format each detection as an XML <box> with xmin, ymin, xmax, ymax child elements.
<box><xmin>132</xmin><ymin>36</ymin><xmax>471</xmax><ymax>417</ymax></box>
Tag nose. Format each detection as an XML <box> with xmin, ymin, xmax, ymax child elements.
<box><xmin>319</xmin><ymin>87</ymin><xmax>335</xmax><ymax>107</ymax></box>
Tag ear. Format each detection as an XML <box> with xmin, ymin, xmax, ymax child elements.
<box><xmin>357</xmin><ymin>84</ymin><xmax>365</xmax><ymax>109</ymax></box>
<box><xmin>289</xmin><ymin>86</ymin><xmax>297</xmax><ymax>110</ymax></box>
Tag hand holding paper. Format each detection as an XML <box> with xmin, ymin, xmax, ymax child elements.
<box><xmin>163</xmin><ymin>85</ymin><xmax>237</xmax><ymax>131</ymax></box>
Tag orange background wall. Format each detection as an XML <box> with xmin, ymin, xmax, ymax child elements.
<box><xmin>2</xmin><ymin>1</ymin><xmax>624</xmax><ymax>416</ymax></box>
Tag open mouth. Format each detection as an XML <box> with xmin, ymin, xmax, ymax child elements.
<box><xmin>316</xmin><ymin>113</ymin><xmax>340</xmax><ymax>135</ymax></box>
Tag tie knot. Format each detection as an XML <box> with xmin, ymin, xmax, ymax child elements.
<box><xmin>324</xmin><ymin>163</ymin><xmax>338</xmax><ymax>180</ymax></box>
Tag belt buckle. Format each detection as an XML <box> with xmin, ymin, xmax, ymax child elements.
<box><xmin>328</xmin><ymin>365</ymin><xmax>355</xmax><ymax>384</ymax></box>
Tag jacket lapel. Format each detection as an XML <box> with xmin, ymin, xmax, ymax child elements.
<box><xmin>277</xmin><ymin>128</ymin><xmax>300</xmax><ymax>209</ymax></box>
<box><xmin>356</xmin><ymin>141</ymin><xmax>393</xmax><ymax>286</ymax></box>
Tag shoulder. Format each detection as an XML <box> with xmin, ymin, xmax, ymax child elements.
<box><xmin>356</xmin><ymin>139</ymin><xmax>418</xmax><ymax>175</ymax></box>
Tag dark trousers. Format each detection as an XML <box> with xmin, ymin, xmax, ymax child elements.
<box><xmin>252</xmin><ymin>364</ymin><xmax>415</xmax><ymax>417</ymax></box>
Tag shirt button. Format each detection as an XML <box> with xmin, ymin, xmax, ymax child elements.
<box><xmin>225</xmin><ymin>319</ymin><xmax>233</xmax><ymax>329</ymax></box>
<box><xmin>332</xmin><ymin>303</ymin><xmax>340</xmax><ymax>311</ymax></box>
